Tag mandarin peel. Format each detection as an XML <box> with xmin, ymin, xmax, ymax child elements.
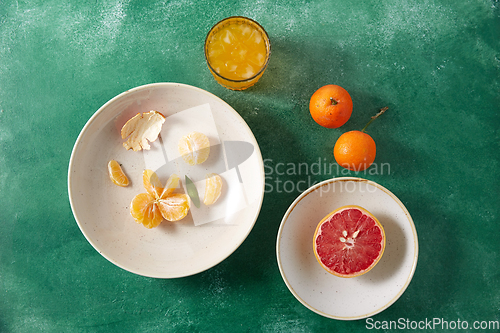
<box><xmin>121</xmin><ymin>111</ymin><xmax>165</xmax><ymax>151</ymax></box>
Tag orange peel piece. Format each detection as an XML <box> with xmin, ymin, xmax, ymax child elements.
<box><xmin>121</xmin><ymin>111</ymin><xmax>165</xmax><ymax>151</ymax></box>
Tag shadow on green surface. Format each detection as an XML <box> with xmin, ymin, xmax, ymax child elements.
<box><xmin>250</xmin><ymin>34</ymin><xmax>355</xmax><ymax>97</ymax></box>
<box><xmin>395</xmin><ymin>194</ymin><xmax>462</xmax><ymax>313</ymax></box>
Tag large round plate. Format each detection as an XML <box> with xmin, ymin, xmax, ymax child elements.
<box><xmin>68</xmin><ymin>83</ymin><xmax>264</xmax><ymax>278</ymax></box>
<box><xmin>276</xmin><ymin>177</ymin><xmax>418</xmax><ymax>320</ymax></box>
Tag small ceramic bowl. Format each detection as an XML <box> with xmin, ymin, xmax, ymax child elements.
<box><xmin>276</xmin><ymin>177</ymin><xmax>418</xmax><ymax>319</ymax></box>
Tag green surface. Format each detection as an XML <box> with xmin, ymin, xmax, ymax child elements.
<box><xmin>1</xmin><ymin>0</ymin><xmax>499</xmax><ymax>332</ymax></box>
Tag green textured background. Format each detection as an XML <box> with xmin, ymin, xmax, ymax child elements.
<box><xmin>1</xmin><ymin>0</ymin><xmax>499</xmax><ymax>332</ymax></box>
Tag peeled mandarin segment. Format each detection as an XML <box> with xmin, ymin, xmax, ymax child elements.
<box><xmin>108</xmin><ymin>160</ymin><xmax>129</xmax><ymax>187</ymax></box>
<box><xmin>178</xmin><ymin>132</ymin><xmax>210</xmax><ymax>165</ymax></box>
<box><xmin>203</xmin><ymin>173</ymin><xmax>222</xmax><ymax>205</ymax></box>
<box><xmin>159</xmin><ymin>173</ymin><xmax>180</xmax><ymax>199</ymax></box>
<box><xmin>143</xmin><ymin>169</ymin><xmax>164</xmax><ymax>198</ymax></box>
<box><xmin>130</xmin><ymin>192</ymin><xmax>163</xmax><ymax>229</ymax></box>
<box><xmin>157</xmin><ymin>193</ymin><xmax>190</xmax><ymax>221</ymax></box>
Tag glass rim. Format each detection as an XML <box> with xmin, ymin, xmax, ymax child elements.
<box><xmin>204</xmin><ymin>16</ymin><xmax>271</xmax><ymax>84</ymax></box>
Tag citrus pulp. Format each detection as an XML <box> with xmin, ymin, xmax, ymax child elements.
<box><xmin>313</xmin><ymin>205</ymin><xmax>385</xmax><ymax>278</ymax></box>
<box><xmin>178</xmin><ymin>131</ymin><xmax>211</xmax><ymax>165</ymax></box>
<box><xmin>130</xmin><ymin>170</ymin><xmax>190</xmax><ymax>228</ymax></box>
<box><xmin>108</xmin><ymin>160</ymin><xmax>129</xmax><ymax>187</ymax></box>
<box><xmin>203</xmin><ymin>173</ymin><xmax>223</xmax><ymax>205</ymax></box>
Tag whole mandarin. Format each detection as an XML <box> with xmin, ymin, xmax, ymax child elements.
<box><xmin>333</xmin><ymin>130</ymin><xmax>376</xmax><ymax>171</ymax></box>
<box><xmin>309</xmin><ymin>85</ymin><xmax>353</xmax><ymax>128</ymax></box>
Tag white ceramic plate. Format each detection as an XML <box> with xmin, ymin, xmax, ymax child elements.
<box><xmin>276</xmin><ymin>177</ymin><xmax>418</xmax><ymax>320</ymax></box>
<box><xmin>68</xmin><ymin>83</ymin><xmax>265</xmax><ymax>278</ymax></box>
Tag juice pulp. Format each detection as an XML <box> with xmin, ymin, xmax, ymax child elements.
<box><xmin>205</xmin><ymin>17</ymin><xmax>270</xmax><ymax>90</ymax></box>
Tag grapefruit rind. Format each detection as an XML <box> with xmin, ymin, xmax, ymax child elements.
<box><xmin>313</xmin><ymin>205</ymin><xmax>385</xmax><ymax>278</ymax></box>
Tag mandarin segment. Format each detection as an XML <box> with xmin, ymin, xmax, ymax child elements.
<box><xmin>143</xmin><ymin>169</ymin><xmax>164</xmax><ymax>197</ymax></box>
<box><xmin>160</xmin><ymin>173</ymin><xmax>180</xmax><ymax>198</ymax></box>
<box><xmin>178</xmin><ymin>131</ymin><xmax>210</xmax><ymax>165</ymax></box>
<box><xmin>157</xmin><ymin>193</ymin><xmax>190</xmax><ymax>221</ymax></box>
<box><xmin>108</xmin><ymin>160</ymin><xmax>129</xmax><ymax>187</ymax></box>
<box><xmin>130</xmin><ymin>192</ymin><xmax>163</xmax><ymax>229</ymax></box>
<box><xmin>203</xmin><ymin>173</ymin><xmax>222</xmax><ymax>205</ymax></box>
<box><xmin>130</xmin><ymin>170</ymin><xmax>190</xmax><ymax>228</ymax></box>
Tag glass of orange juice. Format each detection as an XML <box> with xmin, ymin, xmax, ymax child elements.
<box><xmin>204</xmin><ymin>16</ymin><xmax>271</xmax><ymax>90</ymax></box>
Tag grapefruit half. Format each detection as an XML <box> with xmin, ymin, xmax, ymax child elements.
<box><xmin>313</xmin><ymin>205</ymin><xmax>385</xmax><ymax>278</ymax></box>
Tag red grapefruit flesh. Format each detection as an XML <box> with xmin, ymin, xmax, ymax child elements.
<box><xmin>313</xmin><ymin>205</ymin><xmax>385</xmax><ymax>278</ymax></box>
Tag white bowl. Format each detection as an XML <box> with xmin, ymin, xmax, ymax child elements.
<box><xmin>276</xmin><ymin>177</ymin><xmax>418</xmax><ymax>320</ymax></box>
<box><xmin>68</xmin><ymin>83</ymin><xmax>265</xmax><ymax>278</ymax></box>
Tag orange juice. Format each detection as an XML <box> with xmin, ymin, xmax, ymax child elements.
<box><xmin>205</xmin><ymin>17</ymin><xmax>271</xmax><ymax>90</ymax></box>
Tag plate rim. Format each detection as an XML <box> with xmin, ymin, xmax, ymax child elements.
<box><xmin>276</xmin><ymin>177</ymin><xmax>419</xmax><ymax>320</ymax></box>
<box><xmin>68</xmin><ymin>82</ymin><xmax>265</xmax><ymax>278</ymax></box>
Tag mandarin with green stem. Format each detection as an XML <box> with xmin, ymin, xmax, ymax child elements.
<box><xmin>334</xmin><ymin>107</ymin><xmax>388</xmax><ymax>171</ymax></box>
